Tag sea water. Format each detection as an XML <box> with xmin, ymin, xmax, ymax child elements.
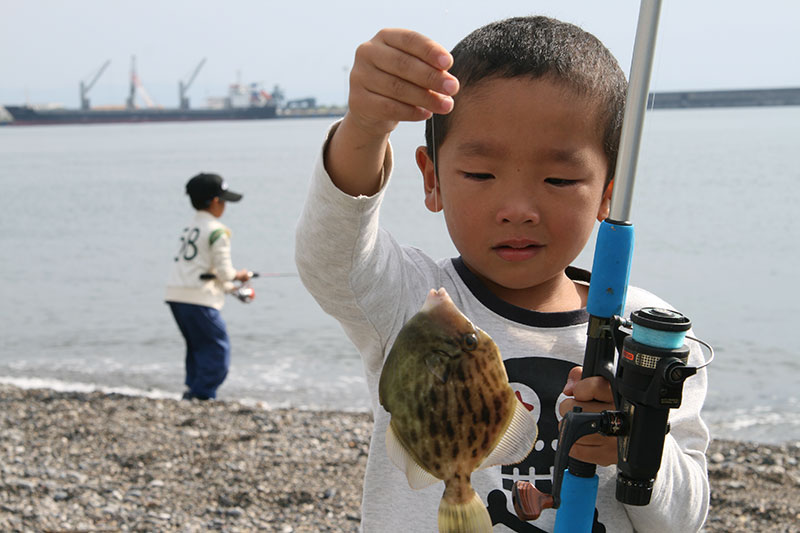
<box><xmin>1</xmin><ymin>108</ymin><xmax>798</xmax><ymax>444</ymax></box>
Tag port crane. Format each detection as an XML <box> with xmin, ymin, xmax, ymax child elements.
<box><xmin>80</xmin><ymin>60</ymin><xmax>111</xmax><ymax>110</ymax></box>
<box><xmin>125</xmin><ymin>56</ymin><xmax>158</xmax><ymax>109</ymax></box>
<box><xmin>179</xmin><ymin>58</ymin><xmax>206</xmax><ymax>109</ymax></box>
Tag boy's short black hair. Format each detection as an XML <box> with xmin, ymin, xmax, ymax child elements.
<box><xmin>426</xmin><ymin>16</ymin><xmax>627</xmax><ymax>183</ymax></box>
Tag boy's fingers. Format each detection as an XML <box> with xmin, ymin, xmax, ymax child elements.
<box><xmin>569</xmin><ymin>437</ymin><xmax>618</xmax><ymax>466</ymax></box>
<box><xmin>569</xmin><ymin>375</ymin><xmax>613</xmax><ymax>404</ymax></box>
<box><xmin>356</xmin><ymin>29</ymin><xmax>459</xmax><ymax>100</ymax></box>
<box><xmin>377</xmin><ymin>28</ymin><xmax>454</xmax><ymax>73</ymax></box>
<box><xmin>344</xmin><ymin>27</ymin><xmax>458</xmax><ymax>134</ymax></box>
<box><xmin>559</xmin><ymin>397</ymin><xmax>590</xmax><ymax>418</ymax></box>
<box><xmin>558</xmin><ymin>396</ymin><xmax>613</xmax><ymax>418</ymax></box>
<box><xmin>562</xmin><ymin>366</ymin><xmax>583</xmax><ymax>395</ymax></box>
<box><xmin>349</xmin><ymin>87</ymin><xmax>434</xmax><ymax>123</ymax></box>
<box><xmin>372</xmin><ymin>45</ymin><xmax>458</xmax><ymax>98</ymax></box>
<box><xmin>352</xmin><ymin>65</ymin><xmax>454</xmax><ymax>116</ymax></box>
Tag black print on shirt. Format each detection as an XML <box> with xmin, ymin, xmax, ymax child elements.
<box><xmin>175</xmin><ymin>227</ymin><xmax>200</xmax><ymax>262</ymax></box>
<box><xmin>486</xmin><ymin>356</ymin><xmax>606</xmax><ymax>532</ymax></box>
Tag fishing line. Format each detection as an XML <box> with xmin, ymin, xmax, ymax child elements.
<box><xmin>428</xmin><ymin>3</ymin><xmax>452</xmax><ymax>213</ymax></box>
<box><xmin>431</xmin><ymin>114</ymin><xmax>439</xmax><ymax>210</ymax></box>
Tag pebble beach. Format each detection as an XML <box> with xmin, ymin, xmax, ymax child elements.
<box><xmin>1</xmin><ymin>384</ymin><xmax>798</xmax><ymax>532</ymax></box>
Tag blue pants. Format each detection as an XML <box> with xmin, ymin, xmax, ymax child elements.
<box><xmin>168</xmin><ymin>302</ymin><xmax>230</xmax><ymax>399</ymax></box>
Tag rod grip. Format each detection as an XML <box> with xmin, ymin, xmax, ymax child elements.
<box><xmin>586</xmin><ymin>220</ymin><xmax>634</xmax><ymax>322</ymax></box>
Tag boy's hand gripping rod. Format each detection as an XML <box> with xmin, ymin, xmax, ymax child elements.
<box><xmin>198</xmin><ymin>272</ymin><xmax>298</xmax><ymax>303</ymax></box>
<box><xmin>512</xmin><ymin>0</ymin><xmax>666</xmax><ymax>528</ymax></box>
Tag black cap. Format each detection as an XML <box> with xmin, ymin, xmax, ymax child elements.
<box><xmin>186</xmin><ymin>173</ymin><xmax>243</xmax><ymax>205</ymax></box>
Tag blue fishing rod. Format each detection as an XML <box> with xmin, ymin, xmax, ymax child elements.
<box><xmin>512</xmin><ymin>2</ymin><xmax>716</xmax><ymax>528</ymax></box>
<box><xmin>546</xmin><ymin>1</ymin><xmax>711</xmax><ymax>530</ymax></box>
<box><xmin>548</xmin><ymin>1</ymin><xmax>663</xmax><ymax>530</ymax></box>
<box><xmin>511</xmin><ymin>0</ymin><xmax>710</xmax><ymax>529</ymax></box>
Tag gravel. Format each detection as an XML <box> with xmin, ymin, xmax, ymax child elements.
<box><xmin>1</xmin><ymin>384</ymin><xmax>798</xmax><ymax>532</ymax></box>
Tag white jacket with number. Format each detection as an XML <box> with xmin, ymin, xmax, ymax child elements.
<box><xmin>165</xmin><ymin>210</ymin><xmax>237</xmax><ymax>310</ymax></box>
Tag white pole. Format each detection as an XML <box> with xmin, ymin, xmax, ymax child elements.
<box><xmin>609</xmin><ymin>0</ymin><xmax>662</xmax><ymax>224</ymax></box>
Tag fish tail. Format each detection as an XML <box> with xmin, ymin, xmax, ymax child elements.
<box><xmin>438</xmin><ymin>489</ymin><xmax>492</xmax><ymax>533</ymax></box>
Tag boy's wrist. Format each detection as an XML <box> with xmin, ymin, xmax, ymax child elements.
<box><xmin>340</xmin><ymin>110</ymin><xmax>395</xmax><ymax>141</ymax></box>
<box><xmin>324</xmin><ymin>115</ymin><xmax>390</xmax><ymax>197</ymax></box>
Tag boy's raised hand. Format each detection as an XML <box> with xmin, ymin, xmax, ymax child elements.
<box><xmin>348</xmin><ymin>28</ymin><xmax>459</xmax><ymax>135</ymax></box>
<box><xmin>326</xmin><ymin>29</ymin><xmax>459</xmax><ymax>197</ymax></box>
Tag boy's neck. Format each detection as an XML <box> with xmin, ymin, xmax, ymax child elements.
<box><xmin>202</xmin><ymin>205</ymin><xmax>223</xmax><ymax>218</ymax></box>
<box><xmin>474</xmin><ymin>268</ymin><xmax>587</xmax><ymax>313</ymax></box>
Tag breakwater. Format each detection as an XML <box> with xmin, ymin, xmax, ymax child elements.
<box><xmin>650</xmin><ymin>87</ymin><xmax>800</xmax><ymax>109</ymax></box>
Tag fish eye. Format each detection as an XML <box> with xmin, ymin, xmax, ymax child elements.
<box><xmin>462</xmin><ymin>332</ymin><xmax>478</xmax><ymax>351</ymax></box>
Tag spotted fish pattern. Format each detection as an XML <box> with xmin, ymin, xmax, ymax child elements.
<box><xmin>379</xmin><ymin>288</ymin><xmax>538</xmax><ymax>532</ymax></box>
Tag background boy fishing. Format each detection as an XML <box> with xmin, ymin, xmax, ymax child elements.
<box><xmin>166</xmin><ymin>172</ymin><xmax>253</xmax><ymax>401</ymax></box>
<box><xmin>296</xmin><ymin>15</ymin><xmax>709</xmax><ymax>532</ymax></box>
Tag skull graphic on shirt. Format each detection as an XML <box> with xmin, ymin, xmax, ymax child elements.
<box><xmin>485</xmin><ymin>356</ymin><xmax>606</xmax><ymax>532</ymax></box>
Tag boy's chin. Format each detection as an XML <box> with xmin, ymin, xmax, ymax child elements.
<box><xmin>473</xmin><ymin>264</ymin><xmax>574</xmax><ymax>296</ymax></box>
<box><xmin>472</xmin><ymin>268</ymin><xmax>541</xmax><ymax>293</ymax></box>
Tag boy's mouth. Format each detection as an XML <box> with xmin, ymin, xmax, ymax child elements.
<box><xmin>492</xmin><ymin>239</ymin><xmax>543</xmax><ymax>262</ymax></box>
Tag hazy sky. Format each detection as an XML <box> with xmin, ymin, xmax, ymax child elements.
<box><xmin>1</xmin><ymin>0</ymin><xmax>798</xmax><ymax>109</ymax></box>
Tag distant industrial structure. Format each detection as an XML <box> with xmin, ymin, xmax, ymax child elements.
<box><xmin>649</xmin><ymin>87</ymin><xmax>800</xmax><ymax>109</ymax></box>
<box><xmin>80</xmin><ymin>59</ymin><xmax>110</xmax><ymax>110</ymax></box>
<box><xmin>2</xmin><ymin>59</ymin><xmax>797</xmax><ymax>126</ymax></box>
<box><xmin>1</xmin><ymin>57</ymin><xmax>345</xmax><ymax>126</ymax></box>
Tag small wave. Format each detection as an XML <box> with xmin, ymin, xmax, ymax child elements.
<box><xmin>704</xmin><ymin>404</ymin><xmax>800</xmax><ymax>444</ymax></box>
<box><xmin>0</xmin><ymin>375</ymin><xmax>179</xmax><ymax>401</ymax></box>
<box><xmin>0</xmin><ymin>375</ymin><xmax>372</xmax><ymax>414</ymax></box>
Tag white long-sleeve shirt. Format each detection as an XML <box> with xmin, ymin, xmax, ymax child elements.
<box><xmin>165</xmin><ymin>210</ymin><xmax>237</xmax><ymax>310</ymax></box>
<box><xmin>295</xmin><ymin>125</ymin><xmax>710</xmax><ymax>533</ymax></box>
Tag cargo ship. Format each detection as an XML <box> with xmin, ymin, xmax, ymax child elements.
<box><xmin>3</xmin><ymin>100</ymin><xmax>277</xmax><ymax>125</ymax></box>
<box><xmin>1</xmin><ymin>57</ymin><xmax>286</xmax><ymax>126</ymax></box>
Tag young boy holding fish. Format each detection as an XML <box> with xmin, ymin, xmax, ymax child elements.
<box><xmin>296</xmin><ymin>16</ymin><xmax>709</xmax><ymax>533</ymax></box>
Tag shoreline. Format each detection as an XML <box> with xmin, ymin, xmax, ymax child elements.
<box><xmin>2</xmin><ymin>375</ymin><xmax>795</xmax><ymax>446</ymax></box>
<box><xmin>1</xmin><ymin>384</ymin><xmax>798</xmax><ymax>532</ymax></box>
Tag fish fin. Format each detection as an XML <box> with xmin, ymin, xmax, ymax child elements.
<box><xmin>438</xmin><ymin>489</ymin><xmax>492</xmax><ymax>533</ymax></box>
<box><xmin>425</xmin><ymin>351</ymin><xmax>450</xmax><ymax>383</ymax></box>
<box><xmin>385</xmin><ymin>424</ymin><xmax>440</xmax><ymax>490</ymax></box>
<box><xmin>477</xmin><ymin>399</ymin><xmax>538</xmax><ymax>470</ymax></box>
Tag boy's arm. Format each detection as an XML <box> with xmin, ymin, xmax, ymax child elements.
<box><xmin>297</xmin><ymin>28</ymin><xmax>459</xmax><ymax>385</ymax></box>
<box><xmin>208</xmin><ymin>229</ymin><xmax>238</xmax><ymax>282</ymax></box>
<box><xmin>325</xmin><ymin>28</ymin><xmax>459</xmax><ymax>197</ymax></box>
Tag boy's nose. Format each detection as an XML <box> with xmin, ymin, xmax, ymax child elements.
<box><xmin>496</xmin><ymin>196</ymin><xmax>541</xmax><ymax>225</ymax></box>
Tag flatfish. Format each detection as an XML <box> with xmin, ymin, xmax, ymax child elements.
<box><xmin>379</xmin><ymin>288</ymin><xmax>537</xmax><ymax>532</ymax></box>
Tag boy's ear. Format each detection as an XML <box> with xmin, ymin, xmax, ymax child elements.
<box><xmin>416</xmin><ymin>146</ymin><xmax>441</xmax><ymax>212</ymax></box>
<box><xmin>597</xmin><ymin>180</ymin><xmax>613</xmax><ymax>222</ymax></box>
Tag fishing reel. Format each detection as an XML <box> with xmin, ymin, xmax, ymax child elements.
<box><xmin>231</xmin><ymin>282</ymin><xmax>255</xmax><ymax>303</ymax></box>
<box><xmin>513</xmin><ymin>307</ymin><xmax>713</xmax><ymax>523</ymax></box>
<box><xmin>551</xmin><ymin>307</ymin><xmax>713</xmax><ymax>507</ymax></box>
<box><xmin>200</xmin><ymin>271</ymin><xmax>259</xmax><ymax>303</ymax></box>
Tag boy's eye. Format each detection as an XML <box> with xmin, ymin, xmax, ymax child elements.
<box><xmin>545</xmin><ymin>177</ymin><xmax>577</xmax><ymax>187</ymax></box>
<box><xmin>463</xmin><ymin>172</ymin><xmax>495</xmax><ymax>180</ymax></box>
